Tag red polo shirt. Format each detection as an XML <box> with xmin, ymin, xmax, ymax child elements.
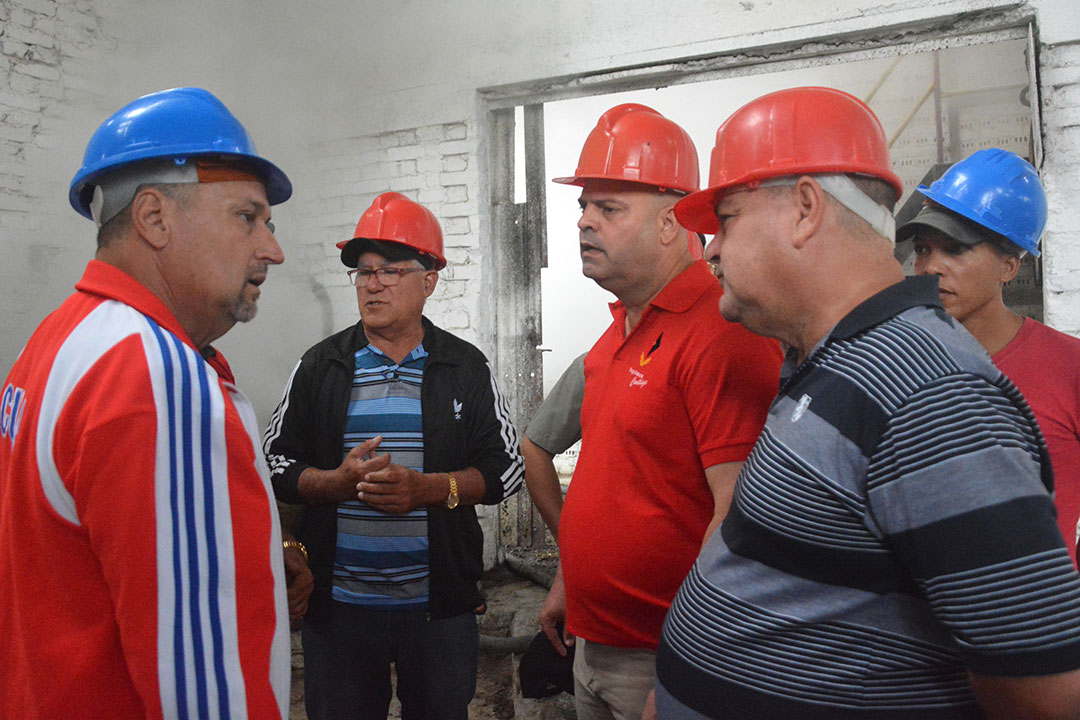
<box><xmin>559</xmin><ymin>260</ymin><xmax>782</xmax><ymax>649</ymax></box>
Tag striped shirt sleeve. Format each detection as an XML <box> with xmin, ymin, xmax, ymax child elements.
<box><xmin>868</xmin><ymin>372</ymin><xmax>1080</xmax><ymax>676</ymax></box>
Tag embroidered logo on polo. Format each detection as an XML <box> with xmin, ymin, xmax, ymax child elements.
<box><xmin>453</xmin><ymin>398</ymin><xmax>463</xmax><ymax>420</ymax></box>
<box><xmin>639</xmin><ymin>333</ymin><xmax>663</xmax><ymax>367</ymax></box>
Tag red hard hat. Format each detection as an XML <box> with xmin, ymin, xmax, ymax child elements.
<box><xmin>553</xmin><ymin>103</ymin><xmax>699</xmax><ymax>194</ymax></box>
<box><xmin>675</xmin><ymin>87</ymin><xmax>904</xmax><ymax>234</ymax></box>
<box><xmin>337</xmin><ymin>191</ymin><xmax>446</xmax><ymax>269</ymax></box>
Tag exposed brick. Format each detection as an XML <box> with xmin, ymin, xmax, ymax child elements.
<box><xmin>375</xmin><ymin>128</ymin><xmax>418</xmax><ymax>148</ymax></box>
<box><xmin>435</xmin><ymin>309</ymin><xmax>470</xmax><ymax>330</ymax></box>
<box><xmin>441</xmin><ymin>153</ymin><xmax>468</xmax><ymax>172</ymax></box>
<box><xmin>35</xmin><ymin>78</ymin><xmax>62</xmax><ymax>99</ymax></box>
<box><xmin>418</xmin><ymin>186</ymin><xmax>446</xmax><ymax>204</ymax></box>
<box><xmin>442</xmin><ymin>122</ymin><xmax>467</xmax><ymax>141</ymax></box>
<box><xmin>415</xmin><ymin>125</ymin><xmax>442</xmax><ymax>143</ymax></box>
<box><xmin>52</xmin><ymin>19</ymin><xmax>96</xmax><ymax>45</ymax></box>
<box><xmin>442</xmin><ymin>231</ymin><xmax>476</xmax><ymax>248</ymax></box>
<box><xmin>433</xmin><ymin>281</ymin><xmax>466</xmax><ymax>300</ymax></box>
<box><xmin>441</xmin><ymin>216</ymin><xmax>471</xmax><ymax>235</ymax></box>
<box><xmin>440</xmin><ymin>201</ymin><xmax>474</xmax><ymax>217</ymax></box>
<box><xmin>438</xmin><ymin>139</ymin><xmax>471</xmax><ymax>155</ymax></box>
<box><xmin>56</xmin><ymin>4</ymin><xmax>96</xmax><ymax>29</ymax></box>
<box><xmin>439</xmin><ymin>169</ymin><xmax>478</xmax><ymax>187</ymax></box>
<box><xmin>9</xmin><ymin>7</ymin><xmax>33</xmax><ymax>26</ymax></box>
<box><xmin>443</xmin><ymin>246</ymin><xmax>478</xmax><ymax>265</ymax></box>
<box><xmin>386</xmin><ymin>145</ymin><xmax>422</xmax><ymax>160</ymax></box>
<box><xmin>1047</xmin><ymin>83</ymin><xmax>1080</xmax><ymax>111</ymax></box>
<box><xmin>13</xmin><ymin>0</ymin><xmax>58</xmax><ymax>15</ymax></box>
<box><xmin>445</xmin><ymin>184</ymin><xmax>468</xmax><ymax>203</ymax></box>
<box><xmin>1041</xmin><ymin>41</ymin><xmax>1080</xmax><ymax>70</ymax></box>
<box><xmin>415</xmin><ymin>156</ymin><xmax>442</xmax><ymax>174</ymax></box>
<box><xmin>0</xmin><ymin>122</ymin><xmax>34</xmax><ymax>143</ymax></box>
<box><xmin>5</xmin><ymin>107</ymin><xmax>41</xmax><ymax>127</ymax></box>
<box><xmin>33</xmin><ymin>16</ymin><xmax>57</xmax><ymax>35</ymax></box>
<box><xmin>14</xmin><ymin>60</ymin><xmax>59</xmax><ymax>81</ymax></box>
<box><xmin>0</xmin><ymin>90</ymin><xmax>41</xmax><ymax>111</ymax></box>
<box><xmin>5</xmin><ymin>71</ymin><xmax>37</xmax><ymax>93</ymax></box>
<box><xmin>4</xmin><ymin>23</ymin><xmax>55</xmax><ymax>48</ymax></box>
<box><xmin>2</xmin><ymin>40</ymin><xmax>32</xmax><ymax>59</ymax></box>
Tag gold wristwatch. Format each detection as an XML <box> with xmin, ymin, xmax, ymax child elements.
<box><xmin>445</xmin><ymin>473</ymin><xmax>460</xmax><ymax>509</ymax></box>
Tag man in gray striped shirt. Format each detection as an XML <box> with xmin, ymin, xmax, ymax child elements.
<box><xmin>653</xmin><ymin>87</ymin><xmax>1080</xmax><ymax>719</ymax></box>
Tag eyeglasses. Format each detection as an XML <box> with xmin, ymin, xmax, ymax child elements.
<box><xmin>347</xmin><ymin>266</ymin><xmax>427</xmax><ymax>287</ymax></box>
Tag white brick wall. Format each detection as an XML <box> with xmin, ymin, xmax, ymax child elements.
<box><xmin>303</xmin><ymin>119</ymin><xmax>483</xmax><ymax>343</ymax></box>
<box><xmin>0</xmin><ymin>0</ymin><xmax>117</xmax><ymax>379</ymax></box>
<box><xmin>1040</xmin><ymin>40</ymin><xmax>1080</xmax><ymax>333</ymax></box>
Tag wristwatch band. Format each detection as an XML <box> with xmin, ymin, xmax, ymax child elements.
<box><xmin>446</xmin><ymin>474</ymin><xmax>460</xmax><ymax>509</ymax></box>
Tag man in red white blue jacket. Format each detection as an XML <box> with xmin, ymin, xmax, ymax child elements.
<box><xmin>0</xmin><ymin>87</ymin><xmax>297</xmax><ymax>719</ymax></box>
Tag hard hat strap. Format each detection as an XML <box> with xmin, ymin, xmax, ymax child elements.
<box><xmin>90</xmin><ymin>159</ymin><xmax>197</xmax><ymax>228</ymax></box>
<box><xmin>90</xmin><ymin>159</ymin><xmax>265</xmax><ymax>228</ymax></box>
<box><xmin>758</xmin><ymin>174</ymin><xmax>896</xmax><ymax>244</ymax></box>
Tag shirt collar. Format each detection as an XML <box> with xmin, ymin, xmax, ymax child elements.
<box><xmin>74</xmin><ymin>259</ymin><xmax>231</xmax><ymax>379</ymax></box>
<box><xmin>608</xmin><ymin>259</ymin><xmax>716</xmax><ymax>321</ymax></box>
<box><xmin>781</xmin><ymin>276</ymin><xmax>942</xmax><ymax>386</ymax></box>
<box><xmin>830</xmin><ymin>275</ymin><xmax>942</xmax><ymax>340</ymax></box>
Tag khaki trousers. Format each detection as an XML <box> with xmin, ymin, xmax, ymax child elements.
<box><xmin>573</xmin><ymin>636</ymin><xmax>657</xmax><ymax>720</ymax></box>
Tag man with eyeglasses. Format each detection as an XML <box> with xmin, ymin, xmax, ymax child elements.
<box><xmin>263</xmin><ymin>191</ymin><xmax>524</xmax><ymax>720</ymax></box>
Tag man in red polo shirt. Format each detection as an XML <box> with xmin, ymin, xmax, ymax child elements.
<box><xmin>538</xmin><ymin>103</ymin><xmax>782</xmax><ymax>720</ymax></box>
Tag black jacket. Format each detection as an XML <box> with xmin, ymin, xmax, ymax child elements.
<box><xmin>264</xmin><ymin>317</ymin><xmax>523</xmax><ymax>622</ymax></box>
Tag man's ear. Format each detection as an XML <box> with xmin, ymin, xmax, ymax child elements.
<box><xmin>423</xmin><ymin>270</ymin><xmax>438</xmax><ymax>298</ymax></box>
<box><xmin>791</xmin><ymin>176</ymin><xmax>826</xmax><ymax>249</ymax></box>
<box><xmin>657</xmin><ymin>201</ymin><xmax>680</xmax><ymax>247</ymax></box>
<box><xmin>131</xmin><ymin>188</ymin><xmax>171</xmax><ymax>250</ymax></box>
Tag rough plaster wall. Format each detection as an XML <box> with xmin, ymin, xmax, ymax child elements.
<box><xmin>0</xmin><ymin>0</ymin><xmax>117</xmax><ymax>371</ymax></box>
<box><xmin>1041</xmin><ymin>39</ymin><xmax>1080</xmax><ymax>333</ymax></box>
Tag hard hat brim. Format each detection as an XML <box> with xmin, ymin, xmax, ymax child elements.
<box><xmin>339</xmin><ymin>236</ymin><xmax>447</xmax><ymax>270</ymax></box>
<box><xmin>898</xmin><ymin>203</ymin><xmax>1024</xmax><ymax>256</ymax></box>
<box><xmin>675</xmin><ymin>187</ymin><xmax>723</xmax><ymax>235</ymax></box>
<box><xmin>551</xmin><ymin>174</ymin><xmax>697</xmax><ymax>195</ymax></box>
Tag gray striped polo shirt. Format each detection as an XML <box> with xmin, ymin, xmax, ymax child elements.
<box><xmin>657</xmin><ymin>276</ymin><xmax>1080</xmax><ymax>719</ymax></box>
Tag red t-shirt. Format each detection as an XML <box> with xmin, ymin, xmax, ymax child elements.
<box><xmin>994</xmin><ymin>317</ymin><xmax>1080</xmax><ymax>565</ymax></box>
<box><xmin>559</xmin><ymin>260</ymin><xmax>782</xmax><ymax>649</ymax></box>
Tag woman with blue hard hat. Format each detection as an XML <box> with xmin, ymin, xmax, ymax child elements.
<box><xmin>899</xmin><ymin>147</ymin><xmax>1080</xmax><ymax>567</ymax></box>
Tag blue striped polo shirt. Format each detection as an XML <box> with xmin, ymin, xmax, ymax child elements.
<box><xmin>333</xmin><ymin>343</ymin><xmax>429</xmax><ymax>609</ymax></box>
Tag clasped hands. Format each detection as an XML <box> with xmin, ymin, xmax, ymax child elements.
<box><xmin>334</xmin><ymin>436</ymin><xmax>429</xmax><ymax>514</ymax></box>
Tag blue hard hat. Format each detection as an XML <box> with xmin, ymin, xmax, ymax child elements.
<box><xmin>69</xmin><ymin>87</ymin><xmax>291</xmax><ymax>219</ymax></box>
<box><xmin>916</xmin><ymin>148</ymin><xmax>1046</xmax><ymax>257</ymax></box>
